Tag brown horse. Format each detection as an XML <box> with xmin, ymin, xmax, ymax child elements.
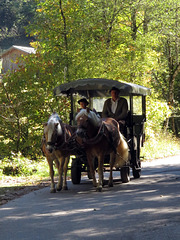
<box><xmin>75</xmin><ymin>109</ymin><xmax>129</xmax><ymax>192</ymax></box>
<box><xmin>42</xmin><ymin>112</ymin><xmax>75</xmax><ymax>193</ymax></box>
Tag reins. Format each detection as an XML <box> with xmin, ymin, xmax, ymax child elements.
<box><xmin>76</xmin><ymin>121</ymin><xmax>105</xmax><ymax>145</ymax></box>
<box><xmin>54</xmin><ymin>123</ymin><xmax>73</xmax><ymax>150</ymax></box>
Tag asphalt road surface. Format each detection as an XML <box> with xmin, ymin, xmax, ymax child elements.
<box><xmin>0</xmin><ymin>155</ymin><xmax>180</xmax><ymax>240</ymax></box>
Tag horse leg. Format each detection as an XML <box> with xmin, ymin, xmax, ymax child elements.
<box><xmin>87</xmin><ymin>152</ymin><xmax>97</xmax><ymax>187</ymax></box>
<box><xmin>108</xmin><ymin>152</ymin><xmax>116</xmax><ymax>187</ymax></box>
<box><xmin>56</xmin><ymin>154</ymin><xmax>64</xmax><ymax>191</ymax></box>
<box><xmin>54</xmin><ymin>157</ymin><xmax>60</xmax><ymax>191</ymax></box>
<box><xmin>97</xmin><ymin>154</ymin><xmax>104</xmax><ymax>192</ymax></box>
<box><xmin>62</xmin><ymin>156</ymin><xmax>69</xmax><ymax>190</ymax></box>
<box><xmin>47</xmin><ymin>156</ymin><xmax>56</xmax><ymax>193</ymax></box>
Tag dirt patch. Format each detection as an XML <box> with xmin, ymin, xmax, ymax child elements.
<box><xmin>0</xmin><ymin>176</ymin><xmax>72</xmax><ymax>206</ymax></box>
<box><xmin>0</xmin><ymin>177</ymin><xmax>51</xmax><ymax>206</ymax></box>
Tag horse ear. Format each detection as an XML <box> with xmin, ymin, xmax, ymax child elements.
<box><xmin>43</xmin><ymin>122</ymin><xmax>48</xmax><ymax>127</ymax></box>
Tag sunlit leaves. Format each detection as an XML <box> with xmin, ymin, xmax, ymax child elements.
<box><xmin>1</xmin><ymin>0</ymin><xmax>180</xmax><ymax>158</ymax></box>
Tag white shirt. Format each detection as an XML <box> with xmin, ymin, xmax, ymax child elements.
<box><xmin>111</xmin><ymin>98</ymin><xmax>119</xmax><ymax>114</ymax></box>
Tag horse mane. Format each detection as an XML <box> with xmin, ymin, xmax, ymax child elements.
<box><xmin>48</xmin><ymin>112</ymin><xmax>62</xmax><ymax>123</ymax></box>
<box><xmin>48</xmin><ymin>112</ymin><xmax>63</xmax><ymax>135</ymax></box>
<box><xmin>75</xmin><ymin>109</ymin><xmax>101</xmax><ymax>127</ymax></box>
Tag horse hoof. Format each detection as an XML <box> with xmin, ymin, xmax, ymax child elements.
<box><xmin>56</xmin><ymin>187</ymin><xmax>62</xmax><ymax>192</ymax></box>
<box><xmin>63</xmin><ymin>186</ymin><xmax>68</xmax><ymax>190</ymax></box>
<box><xmin>96</xmin><ymin>187</ymin><xmax>102</xmax><ymax>192</ymax></box>
<box><xmin>50</xmin><ymin>188</ymin><xmax>56</xmax><ymax>193</ymax></box>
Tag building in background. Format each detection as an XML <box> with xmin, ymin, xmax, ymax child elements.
<box><xmin>0</xmin><ymin>45</ymin><xmax>35</xmax><ymax>74</ymax></box>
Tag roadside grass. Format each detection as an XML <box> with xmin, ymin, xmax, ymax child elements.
<box><xmin>0</xmin><ymin>156</ymin><xmax>72</xmax><ymax>187</ymax></box>
<box><xmin>0</xmin><ymin>157</ymin><xmax>49</xmax><ymax>178</ymax></box>
<box><xmin>141</xmin><ymin>133</ymin><xmax>180</xmax><ymax>160</ymax></box>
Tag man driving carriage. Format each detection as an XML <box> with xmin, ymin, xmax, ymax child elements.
<box><xmin>102</xmin><ymin>87</ymin><xmax>128</xmax><ymax>135</ymax></box>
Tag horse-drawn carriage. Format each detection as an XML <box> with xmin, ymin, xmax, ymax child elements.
<box><xmin>53</xmin><ymin>78</ymin><xmax>151</xmax><ymax>187</ymax></box>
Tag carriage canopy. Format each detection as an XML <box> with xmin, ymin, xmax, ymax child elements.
<box><xmin>53</xmin><ymin>78</ymin><xmax>151</xmax><ymax>98</ymax></box>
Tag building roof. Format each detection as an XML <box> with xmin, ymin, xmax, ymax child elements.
<box><xmin>1</xmin><ymin>45</ymin><xmax>36</xmax><ymax>57</ymax></box>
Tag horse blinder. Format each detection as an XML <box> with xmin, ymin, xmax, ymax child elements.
<box><xmin>76</xmin><ymin>117</ymin><xmax>89</xmax><ymax>139</ymax></box>
<box><xmin>76</xmin><ymin>128</ymin><xmax>88</xmax><ymax>139</ymax></box>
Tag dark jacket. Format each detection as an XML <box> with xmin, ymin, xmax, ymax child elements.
<box><xmin>102</xmin><ymin>97</ymin><xmax>128</xmax><ymax>121</ymax></box>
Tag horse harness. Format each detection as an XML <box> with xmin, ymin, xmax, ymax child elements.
<box><xmin>76</xmin><ymin>121</ymin><xmax>120</xmax><ymax>153</ymax></box>
<box><xmin>46</xmin><ymin>121</ymin><xmax>74</xmax><ymax>151</ymax></box>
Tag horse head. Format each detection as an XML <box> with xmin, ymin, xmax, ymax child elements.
<box><xmin>75</xmin><ymin>109</ymin><xmax>87</xmax><ymax>138</ymax></box>
<box><xmin>75</xmin><ymin>109</ymin><xmax>101</xmax><ymax>139</ymax></box>
<box><xmin>43</xmin><ymin>113</ymin><xmax>63</xmax><ymax>153</ymax></box>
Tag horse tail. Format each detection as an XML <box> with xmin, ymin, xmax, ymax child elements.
<box><xmin>114</xmin><ymin>132</ymin><xmax>129</xmax><ymax>168</ymax></box>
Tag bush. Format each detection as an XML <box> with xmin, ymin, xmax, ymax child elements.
<box><xmin>141</xmin><ymin>96</ymin><xmax>180</xmax><ymax>160</ymax></box>
<box><xmin>145</xmin><ymin>96</ymin><xmax>171</xmax><ymax>135</ymax></box>
<box><xmin>0</xmin><ymin>153</ymin><xmax>49</xmax><ymax>177</ymax></box>
<box><xmin>141</xmin><ymin>132</ymin><xmax>180</xmax><ymax>160</ymax></box>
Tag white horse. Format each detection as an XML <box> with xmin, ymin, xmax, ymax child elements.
<box><xmin>42</xmin><ymin>112</ymin><xmax>74</xmax><ymax>193</ymax></box>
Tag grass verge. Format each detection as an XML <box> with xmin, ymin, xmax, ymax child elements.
<box><xmin>141</xmin><ymin>133</ymin><xmax>180</xmax><ymax>160</ymax></box>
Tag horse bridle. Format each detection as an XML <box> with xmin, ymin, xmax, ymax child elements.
<box><xmin>46</xmin><ymin>121</ymin><xmax>65</xmax><ymax>150</ymax></box>
<box><xmin>76</xmin><ymin>119</ymin><xmax>105</xmax><ymax>145</ymax></box>
<box><xmin>47</xmin><ymin>122</ymin><xmax>77</xmax><ymax>151</ymax></box>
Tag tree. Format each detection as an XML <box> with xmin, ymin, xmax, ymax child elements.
<box><xmin>148</xmin><ymin>0</ymin><xmax>180</xmax><ymax>134</ymax></box>
<box><xmin>1</xmin><ymin>0</ymin><xmax>180</xmax><ymax>158</ymax></box>
<box><xmin>28</xmin><ymin>0</ymin><xmax>158</xmax><ymax>83</ymax></box>
<box><xmin>0</xmin><ymin>53</ymin><xmax>70</xmax><ymax>158</ymax></box>
<box><xmin>0</xmin><ymin>0</ymin><xmax>36</xmax><ymax>50</ymax></box>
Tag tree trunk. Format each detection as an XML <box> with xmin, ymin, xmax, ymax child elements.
<box><xmin>59</xmin><ymin>0</ymin><xmax>69</xmax><ymax>82</ymax></box>
<box><xmin>131</xmin><ymin>7</ymin><xmax>137</xmax><ymax>40</ymax></box>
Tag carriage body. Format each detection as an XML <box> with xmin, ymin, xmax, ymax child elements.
<box><xmin>54</xmin><ymin>78</ymin><xmax>151</xmax><ymax>183</ymax></box>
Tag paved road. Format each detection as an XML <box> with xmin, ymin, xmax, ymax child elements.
<box><xmin>0</xmin><ymin>155</ymin><xmax>180</xmax><ymax>240</ymax></box>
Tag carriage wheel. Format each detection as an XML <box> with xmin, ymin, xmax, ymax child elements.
<box><xmin>131</xmin><ymin>148</ymin><xmax>141</xmax><ymax>179</ymax></box>
<box><xmin>71</xmin><ymin>159</ymin><xmax>81</xmax><ymax>184</ymax></box>
<box><xmin>120</xmin><ymin>166</ymin><xmax>130</xmax><ymax>183</ymax></box>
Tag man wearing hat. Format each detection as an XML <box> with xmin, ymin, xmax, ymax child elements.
<box><xmin>102</xmin><ymin>87</ymin><xmax>128</xmax><ymax>122</ymax></box>
<box><xmin>78</xmin><ymin>98</ymin><xmax>89</xmax><ymax>109</ymax></box>
<box><xmin>77</xmin><ymin>98</ymin><xmax>100</xmax><ymax>117</ymax></box>
<box><xmin>77</xmin><ymin>98</ymin><xmax>90</xmax><ymax>113</ymax></box>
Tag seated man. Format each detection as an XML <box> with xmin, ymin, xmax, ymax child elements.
<box><xmin>77</xmin><ymin>98</ymin><xmax>89</xmax><ymax>112</ymax></box>
<box><xmin>77</xmin><ymin>98</ymin><xmax>100</xmax><ymax>117</ymax></box>
<box><xmin>102</xmin><ymin>87</ymin><xmax>128</xmax><ymax>134</ymax></box>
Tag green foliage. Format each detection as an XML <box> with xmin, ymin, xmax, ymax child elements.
<box><xmin>141</xmin><ymin>132</ymin><xmax>180</xmax><ymax>160</ymax></box>
<box><xmin>0</xmin><ymin>0</ymin><xmax>180</xmax><ymax>160</ymax></box>
<box><xmin>0</xmin><ymin>153</ymin><xmax>49</xmax><ymax>177</ymax></box>
<box><xmin>0</xmin><ymin>53</ymin><xmax>71</xmax><ymax>158</ymax></box>
<box><xmin>142</xmin><ymin>94</ymin><xmax>180</xmax><ymax>159</ymax></box>
<box><xmin>145</xmin><ymin>95</ymin><xmax>171</xmax><ymax>135</ymax></box>
<box><xmin>26</xmin><ymin>0</ymin><xmax>158</xmax><ymax>83</ymax></box>
<box><xmin>0</xmin><ymin>0</ymin><xmax>36</xmax><ymax>50</ymax></box>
